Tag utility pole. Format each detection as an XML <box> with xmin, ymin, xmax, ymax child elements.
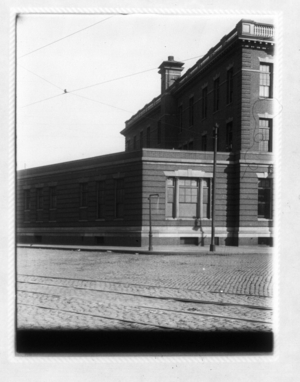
<box><xmin>210</xmin><ymin>123</ymin><xmax>218</xmax><ymax>252</ymax></box>
<box><xmin>148</xmin><ymin>194</ymin><xmax>159</xmax><ymax>251</ymax></box>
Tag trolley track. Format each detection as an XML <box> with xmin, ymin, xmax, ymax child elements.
<box><xmin>18</xmin><ymin>280</ymin><xmax>271</xmax><ymax>311</ymax></box>
<box><xmin>17</xmin><ymin>273</ymin><xmax>272</xmax><ymax>297</ymax></box>
<box><xmin>18</xmin><ymin>302</ymin><xmax>181</xmax><ymax>332</ymax></box>
<box><xmin>17</xmin><ymin>273</ymin><xmax>273</xmax><ymax>331</ymax></box>
<box><xmin>18</xmin><ymin>289</ymin><xmax>272</xmax><ymax>325</ymax></box>
<box><xmin>17</xmin><ymin>273</ymin><xmax>272</xmax><ymax>310</ymax></box>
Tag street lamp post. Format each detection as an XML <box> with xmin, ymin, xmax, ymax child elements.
<box><xmin>210</xmin><ymin>123</ymin><xmax>218</xmax><ymax>252</ymax></box>
<box><xmin>148</xmin><ymin>194</ymin><xmax>159</xmax><ymax>251</ymax></box>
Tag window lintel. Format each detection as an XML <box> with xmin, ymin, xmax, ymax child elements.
<box><xmin>258</xmin><ymin>113</ymin><xmax>273</xmax><ymax>119</ymax></box>
<box><xmin>164</xmin><ymin>169</ymin><xmax>213</xmax><ymax>178</ymax></box>
<box><xmin>256</xmin><ymin>172</ymin><xmax>273</xmax><ymax>179</ymax></box>
<box><xmin>258</xmin><ymin>57</ymin><xmax>274</xmax><ymax>63</ymax></box>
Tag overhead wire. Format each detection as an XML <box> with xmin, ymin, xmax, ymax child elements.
<box><xmin>66</xmin><ymin>54</ymin><xmax>205</xmax><ymax>93</ymax></box>
<box><xmin>18</xmin><ymin>64</ymin><xmax>64</xmax><ymax>91</ymax></box>
<box><xmin>18</xmin><ymin>54</ymin><xmax>205</xmax><ymax>108</ymax></box>
<box><xmin>18</xmin><ymin>16</ymin><xmax>114</xmax><ymax>59</ymax></box>
<box><xmin>68</xmin><ymin>67</ymin><xmax>160</xmax><ymax>93</ymax></box>
<box><xmin>19</xmin><ymin>93</ymin><xmax>65</xmax><ymax>109</ymax></box>
<box><xmin>19</xmin><ymin>61</ymin><xmax>232</xmax><ymax>138</ymax></box>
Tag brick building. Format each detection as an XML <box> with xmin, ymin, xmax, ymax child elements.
<box><xmin>17</xmin><ymin>19</ymin><xmax>274</xmax><ymax>247</ymax></box>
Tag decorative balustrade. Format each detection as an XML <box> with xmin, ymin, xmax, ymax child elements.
<box><xmin>254</xmin><ymin>25</ymin><xmax>274</xmax><ymax>38</ymax></box>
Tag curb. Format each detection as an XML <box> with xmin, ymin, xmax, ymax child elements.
<box><xmin>17</xmin><ymin>244</ymin><xmax>271</xmax><ymax>256</ymax></box>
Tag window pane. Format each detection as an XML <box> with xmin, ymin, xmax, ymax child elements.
<box><xmin>202</xmin><ymin>202</ymin><xmax>209</xmax><ymax>219</ymax></box>
<box><xmin>259</xmin><ymin>64</ymin><xmax>272</xmax><ymax>98</ymax></box>
<box><xmin>258</xmin><ymin>179</ymin><xmax>271</xmax><ymax>218</ymax></box>
<box><xmin>166</xmin><ymin>202</ymin><xmax>174</xmax><ymax>217</ymax></box>
<box><xmin>178</xmin><ymin>178</ymin><xmax>198</xmax><ymax>217</ymax></box>
<box><xmin>167</xmin><ymin>188</ymin><xmax>174</xmax><ymax>202</ymax></box>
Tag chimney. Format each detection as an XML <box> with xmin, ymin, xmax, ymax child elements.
<box><xmin>158</xmin><ymin>56</ymin><xmax>184</xmax><ymax>94</ymax></box>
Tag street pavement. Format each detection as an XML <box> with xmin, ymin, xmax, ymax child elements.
<box><xmin>17</xmin><ymin>246</ymin><xmax>273</xmax><ymax>333</ymax></box>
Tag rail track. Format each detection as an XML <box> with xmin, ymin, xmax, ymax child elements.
<box><xmin>17</xmin><ymin>273</ymin><xmax>273</xmax><ymax>332</ymax></box>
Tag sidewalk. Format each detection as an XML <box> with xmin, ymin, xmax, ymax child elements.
<box><xmin>17</xmin><ymin>243</ymin><xmax>272</xmax><ymax>255</ymax></box>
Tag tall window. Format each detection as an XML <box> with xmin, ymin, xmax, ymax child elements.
<box><xmin>126</xmin><ymin>139</ymin><xmax>130</xmax><ymax>151</ymax></box>
<box><xmin>201</xmin><ymin>179</ymin><xmax>210</xmax><ymax>219</ymax></box>
<box><xmin>227</xmin><ymin>68</ymin><xmax>233</xmax><ymax>104</ymax></box>
<box><xmin>157</xmin><ymin>120</ymin><xmax>161</xmax><ymax>144</ymax></box>
<box><xmin>259</xmin><ymin>63</ymin><xmax>273</xmax><ymax>98</ymax></box>
<box><xmin>97</xmin><ymin>181</ymin><xmax>105</xmax><ymax>219</ymax></box>
<box><xmin>202</xmin><ymin>87</ymin><xmax>208</xmax><ymax>119</ymax></box>
<box><xmin>133</xmin><ymin>136</ymin><xmax>137</xmax><ymax>150</ymax></box>
<box><xmin>115</xmin><ymin>179</ymin><xmax>124</xmax><ymax>218</ymax></box>
<box><xmin>166</xmin><ymin>178</ymin><xmax>175</xmax><ymax>218</ymax></box>
<box><xmin>178</xmin><ymin>105</ymin><xmax>183</xmax><ymax>132</ymax></box>
<box><xmin>202</xmin><ymin>134</ymin><xmax>207</xmax><ymax>151</ymax></box>
<box><xmin>258</xmin><ymin>179</ymin><xmax>272</xmax><ymax>219</ymax></box>
<box><xmin>24</xmin><ymin>189</ymin><xmax>30</xmax><ymax>210</ymax></box>
<box><xmin>226</xmin><ymin>122</ymin><xmax>233</xmax><ymax>151</ymax></box>
<box><xmin>80</xmin><ymin>183</ymin><xmax>88</xmax><ymax>208</ymax></box>
<box><xmin>259</xmin><ymin>119</ymin><xmax>272</xmax><ymax>152</ymax></box>
<box><xmin>49</xmin><ymin>187</ymin><xmax>57</xmax><ymax>209</ymax></box>
<box><xmin>213</xmin><ymin>78</ymin><xmax>220</xmax><ymax>112</ymax></box>
<box><xmin>166</xmin><ymin>177</ymin><xmax>211</xmax><ymax>219</ymax></box>
<box><xmin>189</xmin><ymin>97</ymin><xmax>194</xmax><ymax>127</ymax></box>
<box><xmin>140</xmin><ymin>131</ymin><xmax>143</xmax><ymax>149</ymax></box>
<box><xmin>146</xmin><ymin>127</ymin><xmax>150</xmax><ymax>148</ymax></box>
<box><xmin>36</xmin><ymin>188</ymin><xmax>43</xmax><ymax>210</ymax></box>
<box><xmin>178</xmin><ymin>179</ymin><xmax>199</xmax><ymax>218</ymax></box>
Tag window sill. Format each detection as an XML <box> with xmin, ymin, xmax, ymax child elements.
<box><xmin>258</xmin><ymin>218</ymin><xmax>273</xmax><ymax>221</ymax></box>
<box><xmin>96</xmin><ymin>219</ymin><xmax>105</xmax><ymax>221</ymax></box>
<box><xmin>166</xmin><ymin>218</ymin><xmax>211</xmax><ymax>221</ymax></box>
<box><xmin>114</xmin><ymin>218</ymin><xmax>124</xmax><ymax>221</ymax></box>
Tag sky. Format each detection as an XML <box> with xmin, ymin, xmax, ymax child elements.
<box><xmin>16</xmin><ymin>13</ymin><xmax>275</xmax><ymax>169</ymax></box>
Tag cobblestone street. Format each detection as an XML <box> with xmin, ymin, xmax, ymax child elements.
<box><xmin>17</xmin><ymin>247</ymin><xmax>273</xmax><ymax>334</ymax></box>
